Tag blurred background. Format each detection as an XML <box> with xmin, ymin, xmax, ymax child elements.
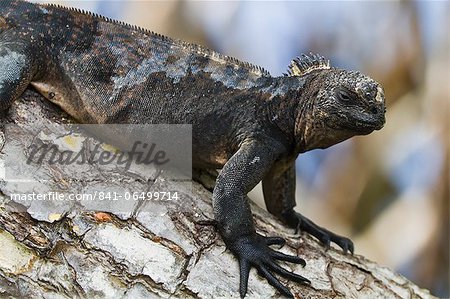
<box><xmin>33</xmin><ymin>1</ymin><xmax>449</xmax><ymax>297</ymax></box>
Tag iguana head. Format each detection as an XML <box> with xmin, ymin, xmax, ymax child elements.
<box><xmin>289</xmin><ymin>53</ymin><xmax>386</xmax><ymax>151</ymax></box>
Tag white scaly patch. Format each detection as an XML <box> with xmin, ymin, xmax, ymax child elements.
<box><xmin>39</xmin><ymin>7</ymin><xmax>49</xmax><ymax>14</ymax></box>
<box><xmin>375</xmin><ymin>86</ymin><xmax>384</xmax><ymax>103</ymax></box>
<box><xmin>249</xmin><ymin>156</ymin><xmax>260</xmax><ymax>165</ymax></box>
<box><xmin>0</xmin><ymin>49</ymin><xmax>26</xmax><ymax>90</ymax></box>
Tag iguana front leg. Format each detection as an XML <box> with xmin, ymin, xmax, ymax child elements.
<box><xmin>0</xmin><ymin>32</ymin><xmax>35</xmax><ymax>112</ymax></box>
<box><xmin>262</xmin><ymin>161</ymin><xmax>354</xmax><ymax>254</ymax></box>
<box><xmin>213</xmin><ymin>139</ymin><xmax>309</xmax><ymax>298</ymax></box>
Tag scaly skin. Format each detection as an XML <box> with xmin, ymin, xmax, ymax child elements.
<box><xmin>0</xmin><ymin>1</ymin><xmax>386</xmax><ymax>297</ymax></box>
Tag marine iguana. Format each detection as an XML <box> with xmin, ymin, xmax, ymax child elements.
<box><xmin>0</xmin><ymin>0</ymin><xmax>386</xmax><ymax>297</ymax></box>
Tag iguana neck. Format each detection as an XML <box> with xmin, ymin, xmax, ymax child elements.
<box><xmin>264</xmin><ymin>74</ymin><xmax>341</xmax><ymax>154</ymax></box>
<box><xmin>263</xmin><ymin>76</ymin><xmax>309</xmax><ymax>152</ymax></box>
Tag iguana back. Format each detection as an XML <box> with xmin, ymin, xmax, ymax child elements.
<box><xmin>3</xmin><ymin>1</ymin><xmax>272</xmax><ymax>125</ymax></box>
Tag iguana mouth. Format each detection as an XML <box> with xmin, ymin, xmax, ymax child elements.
<box><xmin>357</xmin><ymin>118</ymin><xmax>385</xmax><ymax>130</ymax></box>
<box><xmin>326</xmin><ymin>113</ymin><xmax>385</xmax><ymax>132</ymax></box>
<box><xmin>354</xmin><ymin>103</ymin><xmax>386</xmax><ymax>131</ymax></box>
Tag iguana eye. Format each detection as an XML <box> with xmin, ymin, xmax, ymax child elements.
<box><xmin>337</xmin><ymin>89</ymin><xmax>351</xmax><ymax>102</ymax></box>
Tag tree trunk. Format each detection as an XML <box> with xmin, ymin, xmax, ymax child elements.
<box><xmin>0</xmin><ymin>90</ymin><xmax>437</xmax><ymax>298</ymax></box>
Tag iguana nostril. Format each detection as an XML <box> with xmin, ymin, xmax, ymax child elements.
<box><xmin>371</xmin><ymin>106</ymin><xmax>379</xmax><ymax>114</ymax></box>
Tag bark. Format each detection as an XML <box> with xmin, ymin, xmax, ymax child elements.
<box><xmin>0</xmin><ymin>90</ymin><xmax>437</xmax><ymax>299</ymax></box>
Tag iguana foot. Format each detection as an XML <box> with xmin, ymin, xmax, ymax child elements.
<box><xmin>283</xmin><ymin>209</ymin><xmax>354</xmax><ymax>254</ymax></box>
<box><xmin>227</xmin><ymin>233</ymin><xmax>310</xmax><ymax>298</ymax></box>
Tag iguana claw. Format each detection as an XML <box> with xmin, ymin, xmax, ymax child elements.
<box><xmin>227</xmin><ymin>233</ymin><xmax>310</xmax><ymax>298</ymax></box>
<box><xmin>285</xmin><ymin>210</ymin><xmax>354</xmax><ymax>254</ymax></box>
